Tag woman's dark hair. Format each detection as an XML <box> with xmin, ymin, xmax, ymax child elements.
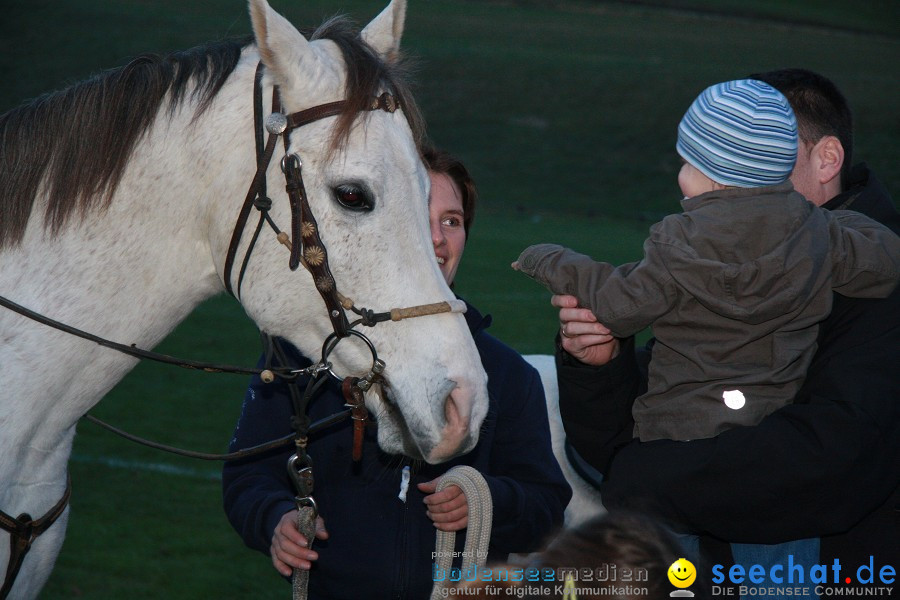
<box><xmin>421</xmin><ymin>145</ymin><xmax>478</xmax><ymax>238</ymax></box>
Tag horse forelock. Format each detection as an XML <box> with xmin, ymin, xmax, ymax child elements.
<box><xmin>307</xmin><ymin>16</ymin><xmax>425</xmax><ymax>156</ymax></box>
<box><xmin>0</xmin><ymin>37</ymin><xmax>249</xmax><ymax>249</ymax></box>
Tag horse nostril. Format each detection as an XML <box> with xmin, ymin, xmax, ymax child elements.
<box><xmin>444</xmin><ymin>392</ymin><xmax>461</xmax><ymax>432</ymax></box>
<box><xmin>423</xmin><ymin>385</ymin><xmax>474</xmax><ymax>464</ymax></box>
<box><xmin>444</xmin><ymin>385</ymin><xmax>472</xmax><ymax>433</ymax></box>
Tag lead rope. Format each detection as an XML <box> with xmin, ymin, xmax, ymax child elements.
<box><xmin>292</xmin><ymin>505</ymin><xmax>317</xmax><ymax>600</ymax></box>
<box><xmin>429</xmin><ymin>466</ymin><xmax>493</xmax><ymax>600</ymax></box>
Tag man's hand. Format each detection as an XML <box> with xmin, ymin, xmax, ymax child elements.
<box><xmin>553</xmin><ymin>294</ymin><xmax>619</xmax><ymax>366</ymax></box>
<box><xmin>419</xmin><ymin>479</ymin><xmax>468</xmax><ymax>532</ymax></box>
<box><xmin>270</xmin><ymin>511</ymin><xmax>329</xmax><ymax>576</ymax></box>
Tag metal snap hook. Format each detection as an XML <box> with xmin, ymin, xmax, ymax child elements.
<box><xmin>287</xmin><ymin>453</ymin><xmax>314</xmax><ymax>498</ymax></box>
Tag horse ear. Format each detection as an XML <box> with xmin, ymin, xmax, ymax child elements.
<box><xmin>361</xmin><ymin>0</ymin><xmax>406</xmax><ymax>62</ymax></box>
<box><xmin>249</xmin><ymin>0</ymin><xmax>313</xmax><ymax>86</ymax></box>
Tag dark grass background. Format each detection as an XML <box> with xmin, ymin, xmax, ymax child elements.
<box><xmin>0</xmin><ymin>0</ymin><xmax>897</xmax><ymax>597</ymax></box>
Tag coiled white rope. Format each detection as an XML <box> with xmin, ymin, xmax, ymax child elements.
<box><xmin>430</xmin><ymin>466</ymin><xmax>493</xmax><ymax>600</ymax></box>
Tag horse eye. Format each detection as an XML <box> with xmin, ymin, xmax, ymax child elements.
<box><xmin>333</xmin><ymin>184</ymin><xmax>374</xmax><ymax>212</ymax></box>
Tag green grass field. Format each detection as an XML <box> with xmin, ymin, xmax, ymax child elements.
<box><xmin>0</xmin><ymin>0</ymin><xmax>897</xmax><ymax>597</ymax></box>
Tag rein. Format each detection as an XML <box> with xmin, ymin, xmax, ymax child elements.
<box><xmin>0</xmin><ymin>295</ymin><xmax>298</xmax><ymax>380</ymax></box>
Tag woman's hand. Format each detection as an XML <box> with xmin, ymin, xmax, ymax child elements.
<box><xmin>270</xmin><ymin>511</ymin><xmax>329</xmax><ymax>576</ymax></box>
<box><xmin>419</xmin><ymin>479</ymin><xmax>468</xmax><ymax>531</ymax></box>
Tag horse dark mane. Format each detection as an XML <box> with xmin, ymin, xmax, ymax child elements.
<box><xmin>0</xmin><ymin>38</ymin><xmax>247</xmax><ymax>249</ymax></box>
<box><xmin>0</xmin><ymin>15</ymin><xmax>423</xmax><ymax>249</ymax></box>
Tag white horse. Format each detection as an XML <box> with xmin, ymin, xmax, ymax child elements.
<box><xmin>0</xmin><ymin>1</ymin><xmax>489</xmax><ymax>596</ymax></box>
<box><xmin>524</xmin><ymin>355</ymin><xmax>606</xmax><ymax>528</ymax></box>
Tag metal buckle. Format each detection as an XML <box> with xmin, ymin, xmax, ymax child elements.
<box><xmin>280</xmin><ymin>153</ymin><xmax>301</xmax><ymax>174</ymax></box>
<box><xmin>356</xmin><ymin>359</ymin><xmax>385</xmax><ymax>392</ymax></box>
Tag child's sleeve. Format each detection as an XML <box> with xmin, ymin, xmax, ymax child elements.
<box><xmin>828</xmin><ymin>210</ymin><xmax>900</xmax><ymax>297</ymax></box>
<box><xmin>515</xmin><ymin>243</ymin><xmax>675</xmax><ymax>337</ymax></box>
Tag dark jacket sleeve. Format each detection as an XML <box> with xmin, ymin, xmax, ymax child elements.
<box><xmin>221</xmin><ymin>360</ymin><xmax>298</xmax><ymax>555</ymax></box>
<box><xmin>480</xmin><ymin>346</ymin><xmax>572</xmax><ymax>553</ymax></box>
<box><xmin>827</xmin><ymin>209</ymin><xmax>900</xmax><ymax>297</ymax></box>
<box><xmin>555</xmin><ymin>335</ymin><xmax>643</xmax><ymax>474</ymax></box>
<box><xmin>596</xmin><ymin>286</ymin><xmax>900</xmax><ymax>543</ymax></box>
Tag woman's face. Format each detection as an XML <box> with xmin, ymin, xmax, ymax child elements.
<box><xmin>429</xmin><ymin>171</ymin><xmax>466</xmax><ymax>286</ymax></box>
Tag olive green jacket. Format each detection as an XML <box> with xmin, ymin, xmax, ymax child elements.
<box><xmin>517</xmin><ymin>183</ymin><xmax>900</xmax><ymax>441</ymax></box>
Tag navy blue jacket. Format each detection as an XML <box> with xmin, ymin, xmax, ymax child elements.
<box><xmin>223</xmin><ymin>301</ymin><xmax>570</xmax><ymax>599</ymax></box>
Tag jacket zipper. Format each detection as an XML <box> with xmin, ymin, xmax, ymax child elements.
<box><xmin>394</xmin><ymin>460</ymin><xmax>416</xmax><ymax>599</ymax></box>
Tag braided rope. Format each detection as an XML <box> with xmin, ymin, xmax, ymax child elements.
<box><xmin>430</xmin><ymin>466</ymin><xmax>493</xmax><ymax>600</ymax></box>
<box><xmin>291</xmin><ymin>506</ymin><xmax>318</xmax><ymax>600</ymax></box>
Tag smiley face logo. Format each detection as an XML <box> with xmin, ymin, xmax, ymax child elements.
<box><xmin>668</xmin><ymin>558</ymin><xmax>696</xmax><ymax>588</ymax></box>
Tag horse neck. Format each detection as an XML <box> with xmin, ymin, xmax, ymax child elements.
<box><xmin>0</xmin><ymin>56</ymin><xmax>260</xmax><ymax>442</ymax></box>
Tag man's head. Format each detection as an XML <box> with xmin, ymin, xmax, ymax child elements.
<box><xmin>676</xmin><ymin>79</ymin><xmax>798</xmax><ymax>197</ymax></box>
<box><xmin>750</xmin><ymin>68</ymin><xmax>853</xmax><ymax>205</ymax></box>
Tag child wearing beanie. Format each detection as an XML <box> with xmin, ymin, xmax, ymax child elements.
<box><xmin>515</xmin><ymin>78</ymin><xmax>900</xmax><ymax>443</ymax></box>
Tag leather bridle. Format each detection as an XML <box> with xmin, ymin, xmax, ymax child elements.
<box><xmin>222</xmin><ymin>62</ymin><xmax>429</xmax><ymax>524</ymax></box>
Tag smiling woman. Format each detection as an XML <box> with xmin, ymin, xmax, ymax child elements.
<box><xmin>426</xmin><ymin>150</ymin><xmax>471</xmax><ymax>286</ymax></box>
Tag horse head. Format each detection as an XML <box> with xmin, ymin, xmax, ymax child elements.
<box><xmin>225</xmin><ymin>0</ymin><xmax>489</xmax><ymax>463</ymax></box>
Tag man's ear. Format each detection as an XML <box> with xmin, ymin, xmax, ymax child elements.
<box><xmin>812</xmin><ymin>135</ymin><xmax>844</xmax><ymax>186</ymax></box>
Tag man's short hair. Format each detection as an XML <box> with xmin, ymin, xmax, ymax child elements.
<box><xmin>750</xmin><ymin>68</ymin><xmax>854</xmax><ymax>190</ymax></box>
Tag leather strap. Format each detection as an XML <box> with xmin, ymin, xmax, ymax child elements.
<box><xmin>0</xmin><ymin>475</ymin><xmax>72</xmax><ymax>599</ymax></box>
<box><xmin>286</xmin><ymin>101</ymin><xmax>346</xmax><ymax>129</ymax></box>
<box><xmin>279</xmin><ymin>150</ymin><xmax>350</xmax><ymax>336</ymax></box>
<box><xmin>223</xmin><ymin>63</ymin><xmax>281</xmax><ymax>298</ymax></box>
<box><xmin>285</xmin><ymin>92</ymin><xmax>398</xmax><ymax>130</ymax></box>
<box><xmin>341</xmin><ymin>377</ymin><xmax>369</xmax><ymax>462</ymax></box>
<box><xmin>0</xmin><ymin>294</ymin><xmax>294</xmax><ymax>380</ymax></box>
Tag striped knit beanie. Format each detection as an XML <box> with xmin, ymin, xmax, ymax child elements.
<box><xmin>677</xmin><ymin>79</ymin><xmax>798</xmax><ymax>187</ymax></box>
